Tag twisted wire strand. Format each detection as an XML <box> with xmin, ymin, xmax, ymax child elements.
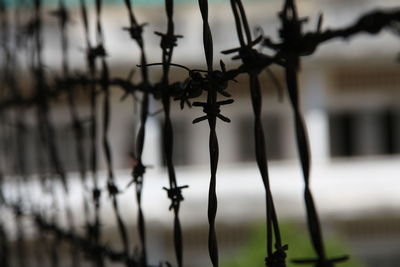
<box><xmin>278</xmin><ymin>1</ymin><xmax>347</xmax><ymax>266</ymax></box>
<box><xmin>9</xmin><ymin>118</ymin><xmax>28</xmax><ymax>267</ymax></box>
<box><xmin>122</xmin><ymin>1</ymin><xmax>151</xmax><ymax>265</ymax></box>
<box><xmin>14</xmin><ymin>120</ymin><xmax>30</xmax><ymax>267</ymax></box>
<box><xmin>0</xmin><ymin>4</ymin><xmax>10</xmax><ymax>264</ymax></box>
<box><xmin>0</xmin><ymin>221</ymin><xmax>9</xmax><ymax>267</ymax></box>
<box><xmin>261</xmin><ymin>7</ymin><xmax>400</xmax><ymax>266</ymax></box>
<box><xmin>33</xmin><ymin>0</ymin><xmax>68</xmax><ymax>193</ymax></box>
<box><xmin>156</xmin><ymin>1</ymin><xmax>187</xmax><ymax>267</ymax></box>
<box><xmin>9</xmin><ymin>3</ymin><xmax>31</xmax><ymax>266</ymax></box>
<box><xmin>78</xmin><ymin>1</ymin><xmax>104</xmax><ymax>266</ymax></box>
<box><xmin>94</xmin><ymin>0</ymin><xmax>131</xmax><ymax>263</ymax></box>
<box><xmin>52</xmin><ymin>1</ymin><xmax>81</xmax><ymax>266</ymax></box>
<box><xmin>62</xmin><ymin>6</ymin><xmax>92</xmax><ymax>258</ymax></box>
<box><xmin>280</xmin><ymin>0</ymin><xmax>327</xmax><ymax>264</ymax></box>
<box><xmin>227</xmin><ymin>1</ymin><xmax>286</xmax><ymax>266</ymax></box>
<box><xmin>197</xmin><ymin>1</ymin><xmax>224</xmax><ymax>266</ymax></box>
<box><xmin>15</xmin><ymin>207</ymin><xmax>27</xmax><ymax>267</ymax></box>
<box><xmin>102</xmin><ymin>61</ymin><xmax>131</xmax><ymax>266</ymax></box>
<box><xmin>31</xmin><ymin>1</ymin><xmax>67</xmax><ymax>266</ymax></box>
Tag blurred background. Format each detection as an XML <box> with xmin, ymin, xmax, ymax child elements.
<box><xmin>1</xmin><ymin>0</ymin><xmax>400</xmax><ymax>266</ymax></box>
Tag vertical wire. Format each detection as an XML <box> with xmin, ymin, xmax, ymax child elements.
<box><xmin>228</xmin><ymin>1</ymin><xmax>286</xmax><ymax>266</ymax></box>
<box><xmin>12</xmin><ymin>2</ymin><xmax>30</xmax><ymax>266</ymax></box>
<box><xmin>102</xmin><ymin>60</ymin><xmax>131</xmax><ymax>265</ymax></box>
<box><xmin>32</xmin><ymin>1</ymin><xmax>59</xmax><ymax>266</ymax></box>
<box><xmin>54</xmin><ymin>1</ymin><xmax>80</xmax><ymax>266</ymax></box>
<box><xmin>197</xmin><ymin>1</ymin><xmax>219</xmax><ymax>266</ymax></box>
<box><xmin>33</xmin><ymin>0</ymin><xmax>68</xmax><ymax>190</ymax></box>
<box><xmin>0</xmin><ymin>3</ymin><xmax>10</xmax><ymax>265</ymax></box>
<box><xmin>18</xmin><ymin>1</ymin><xmax>48</xmax><ymax>265</ymax></box>
<box><xmin>2</xmin><ymin>1</ymin><xmax>396</xmax><ymax>266</ymax></box>
<box><xmin>11</xmin><ymin>114</ymin><xmax>27</xmax><ymax>267</ymax></box>
<box><xmin>0</xmin><ymin>221</ymin><xmax>9</xmax><ymax>267</ymax></box>
<box><xmin>15</xmin><ymin>207</ymin><xmax>26</xmax><ymax>267</ymax></box>
<box><xmin>157</xmin><ymin>1</ymin><xmax>187</xmax><ymax>266</ymax></box>
<box><xmin>62</xmin><ymin>2</ymin><xmax>93</xmax><ymax>264</ymax></box>
<box><xmin>78</xmin><ymin>1</ymin><xmax>103</xmax><ymax>265</ymax></box>
<box><xmin>14</xmin><ymin>120</ymin><xmax>28</xmax><ymax>267</ymax></box>
<box><xmin>279</xmin><ymin>1</ymin><xmax>345</xmax><ymax>266</ymax></box>
<box><xmin>94</xmin><ymin>0</ymin><xmax>131</xmax><ymax>264</ymax></box>
<box><xmin>285</xmin><ymin>58</ymin><xmax>333</xmax><ymax>267</ymax></box>
<box><xmin>122</xmin><ymin>1</ymin><xmax>150</xmax><ymax>265</ymax></box>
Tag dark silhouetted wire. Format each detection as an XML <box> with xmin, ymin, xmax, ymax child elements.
<box><xmin>123</xmin><ymin>1</ymin><xmax>152</xmax><ymax>265</ymax></box>
<box><xmin>155</xmin><ymin>1</ymin><xmax>187</xmax><ymax>267</ymax></box>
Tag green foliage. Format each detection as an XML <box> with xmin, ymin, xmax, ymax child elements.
<box><xmin>221</xmin><ymin>222</ymin><xmax>365</xmax><ymax>267</ymax></box>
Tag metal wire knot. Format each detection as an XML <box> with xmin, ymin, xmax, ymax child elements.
<box><xmin>265</xmin><ymin>244</ymin><xmax>288</xmax><ymax>267</ymax></box>
<box><xmin>123</xmin><ymin>23</ymin><xmax>147</xmax><ymax>41</ymax></box>
<box><xmin>132</xmin><ymin>162</ymin><xmax>146</xmax><ymax>184</ymax></box>
<box><xmin>107</xmin><ymin>181</ymin><xmax>120</xmax><ymax>196</ymax></box>
<box><xmin>87</xmin><ymin>45</ymin><xmax>107</xmax><ymax>69</ymax></box>
<box><xmin>92</xmin><ymin>188</ymin><xmax>101</xmax><ymax>207</ymax></box>
<box><xmin>154</xmin><ymin>31</ymin><xmax>183</xmax><ymax>51</ymax></box>
<box><xmin>192</xmin><ymin>99</ymin><xmax>234</xmax><ymax>123</ymax></box>
<box><xmin>163</xmin><ymin>185</ymin><xmax>189</xmax><ymax>210</ymax></box>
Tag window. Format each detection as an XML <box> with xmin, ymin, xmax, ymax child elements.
<box><xmin>329</xmin><ymin>109</ymin><xmax>400</xmax><ymax>157</ymax></box>
<box><xmin>329</xmin><ymin>113</ymin><xmax>356</xmax><ymax>157</ymax></box>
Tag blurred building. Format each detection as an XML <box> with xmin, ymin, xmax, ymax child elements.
<box><xmin>2</xmin><ymin>0</ymin><xmax>400</xmax><ymax>266</ymax></box>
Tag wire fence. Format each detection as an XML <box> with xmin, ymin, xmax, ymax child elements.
<box><xmin>0</xmin><ymin>0</ymin><xmax>399</xmax><ymax>266</ymax></box>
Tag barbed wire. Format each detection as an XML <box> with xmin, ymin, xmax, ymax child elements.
<box><xmin>223</xmin><ymin>1</ymin><xmax>286</xmax><ymax>266</ymax></box>
<box><xmin>0</xmin><ymin>1</ymin><xmax>399</xmax><ymax>267</ymax></box>
<box><xmin>153</xmin><ymin>1</ymin><xmax>187</xmax><ymax>267</ymax></box>
<box><xmin>121</xmin><ymin>1</ymin><xmax>154</xmax><ymax>265</ymax></box>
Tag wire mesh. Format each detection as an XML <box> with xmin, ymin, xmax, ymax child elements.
<box><xmin>0</xmin><ymin>0</ymin><xmax>399</xmax><ymax>267</ymax></box>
